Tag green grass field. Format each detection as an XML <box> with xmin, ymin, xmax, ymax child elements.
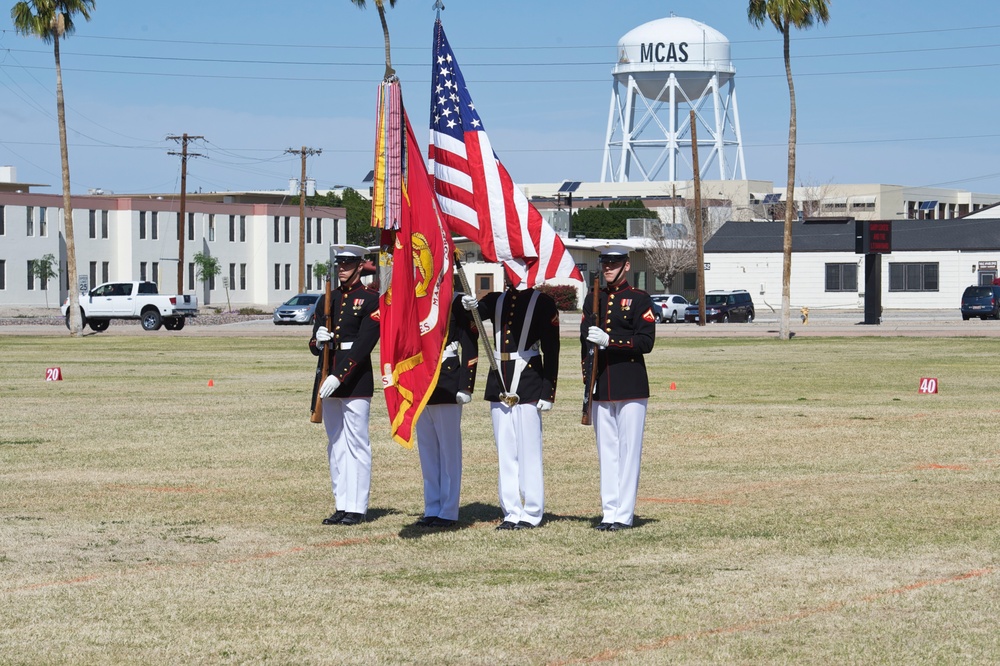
<box><xmin>1</xmin><ymin>334</ymin><xmax>997</xmax><ymax>664</ymax></box>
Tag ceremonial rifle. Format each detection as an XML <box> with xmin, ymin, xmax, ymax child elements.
<box><xmin>310</xmin><ymin>276</ymin><xmax>334</xmax><ymax>424</ymax></box>
<box><xmin>582</xmin><ymin>273</ymin><xmax>600</xmax><ymax>425</ymax></box>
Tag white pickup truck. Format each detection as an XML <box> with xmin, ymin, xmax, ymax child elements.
<box><xmin>62</xmin><ymin>281</ymin><xmax>199</xmax><ymax>332</ymax></box>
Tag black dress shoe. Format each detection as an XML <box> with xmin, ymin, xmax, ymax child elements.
<box><xmin>514</xmin><ymin>521</ymin><xmax>535</xmax><ymax>530</ymax></box>
<box><xmin>339</xmin><ymin>512</ymin><xmax>366</xmax><ymax>525</ymax></box>
<box><xmin>416</xmin><ymin>515</ymin><xmax>438</xmax><ymax>527</ymax></box>
<box><xmin>594</xmin><ymin>522</ymin><xmax>613</xmax><ymax>531</ymax></box>
<box><xmin>430</xmin><ymin>517</ymin><xmax>456</xmax><ymax>527</ymax></box>
<box><xmin>322</xmin><ymin>510</ymin><xmax>346</xmax><ymax>525</ymax></box>
<box><xmin>495</xmin><ymin>520</ymin><xmax>517</xmax><ymax>531</ymax></box>
<box><xmin>608</xmin><ymin>522</ymin><xmax>631</xmax><ymax>532</ymax></box>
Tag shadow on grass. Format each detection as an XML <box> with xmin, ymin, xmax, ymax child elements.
<box><xmin>398</xmin><ymin>501</ymin><xmax>502</xmax><ymax>540</ymax></box>
<box><xmin>396</xmin><ymin>503</ymin><xmax>657</xmax><ymax>539</ymax></box>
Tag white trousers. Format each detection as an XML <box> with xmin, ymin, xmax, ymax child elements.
<box><xmin>322</xmin><ymin>397</ymin><xmax>372</xmax><ymax>515</ymax></box>
<box><xmin>415</xmin><ymin>403</ymin><xmax>464</xmax><ymax>521</ymax></box>
<box><xmin>593</xmin><ymin>399</ymin><xmax>647</xmax><ymax>525</ymax></box>
<box><xmin>490</xmin><ymin>402</ymin><xmax>544</xmax><ymax>526</ymax></box>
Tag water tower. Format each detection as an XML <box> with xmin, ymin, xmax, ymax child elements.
<box><xmin>601</xmin><ymin>15</ymin><xmax>746</xmax><ymax>183</ymax></box>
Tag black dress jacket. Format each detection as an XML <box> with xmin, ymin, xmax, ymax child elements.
<box><xmin>427</xmin><ymin>293</ymin><xmax>480</xmax><ymax>405</ymax></box>
<box><xmin>309</xmin><ymin>282</ymin><xmax>381</xmax><ymax>408</ymax></box>
<box><xmin>476</xmin><ymin>288</ymin><xmax>560</xmax><ymax>403</ymax></box>
<box><xmin>580</xmin><ymin>281</ymin><xmax>656</xmax><ymax>401</ymax></box>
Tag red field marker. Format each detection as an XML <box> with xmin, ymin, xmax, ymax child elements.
<box><xmin>45</xmin><ymin>367</ymin><xmax>63</xmax><ymax>381</ymax></box>
<box><xmin>918</xmin><ymin>377</ymin><xmax>938</xmax><ymax>394</ymax></box>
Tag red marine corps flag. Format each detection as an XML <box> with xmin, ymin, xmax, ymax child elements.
<box><xmin>428</xmin><ymin>19</ymin><xmax>583</xmax><ymax>287</ymax></box>
<box><xmin>378</xmin><ymin>93</ymin><xmax>454</xmax><ymax>449</ymax></box>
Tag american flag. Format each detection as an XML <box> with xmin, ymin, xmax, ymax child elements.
<box><xmin>428</xmin><ymin>20</ymin><xmax>582</xmax><ymax>287</ymax></box>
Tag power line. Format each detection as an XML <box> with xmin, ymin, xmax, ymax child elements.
<box><xmin>6</xmin><ymin>40</ymin><xmax>1000</xmax><ymax>69</ymax></box>
<box><xmin>6</xmin><ymin>60</ymin><xmax>1000</xmax><ymax>84</ymax></box>
<box><xmin>3</xmin><ymin>23</ymin><xmax>997</xmax><ymax>50</ymax></box>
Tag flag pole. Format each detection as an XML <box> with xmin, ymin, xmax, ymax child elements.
<box><xmin>453</xmin><ymin>253</ymin><xmax>513</xmax><ymax>402</ymax></box>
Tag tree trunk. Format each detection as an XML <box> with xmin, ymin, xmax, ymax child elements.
<box><xmin>780</xmin><ymin>22</ymin><xmax>796</xmax><ymax>341</ymax></box>
<box><xmin>55</xmin><ymin>33</ymin><xmax>82</xmax><ymax>337</ymax></box>
<box><xmin>377</xmin><ymin>5</ymin><xmax>394</xmax><ymax>80</ymax></box>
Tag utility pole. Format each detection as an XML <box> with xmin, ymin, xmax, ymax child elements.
<box><xmin>690</xmin><ymin>111</ymin><xmax>705</xmax><ymax>328</ymax></box>
<box><xmin>167</xmin><ymin>134</ymin><xmax>205</xmax><ymax>294</ymax></box>
<box><xmin>286</xmin><ymin>146</ymin><xmax>322</xmax><ymax>293</ymax></box>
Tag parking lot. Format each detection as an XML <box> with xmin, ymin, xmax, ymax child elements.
<box><xmin>4</xmin><ymin>306</ymin><xmax>1000</xmax><ymax>339</ymax></box>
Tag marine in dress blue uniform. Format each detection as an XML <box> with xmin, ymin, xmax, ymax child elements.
<box><xmin>309</xmin><ymin>245</ymin><xmax>380</xmax><ymax>526</ymax></box>
<box><xmin>581</xmin><ymin>245</ymin><xmax>656</xmax><ymax>531</ymax></box>
<box><xmin>415</xmin><ymin>289</ymin><xmax>479</xmax><ymax>528</ymax></box>
<box><xmin>464</xmin><ymin>281</ymin><xmax>560</xmax><ymax>530</ymax></box>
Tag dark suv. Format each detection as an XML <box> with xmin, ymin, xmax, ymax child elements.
<box><xmin>684</xmin><ymin>289</ymin><xmax>755</xmax><ymax>323</ymax></box>
<box><xmin>960</xmin><ymin>285</ymin><xmax>1000</xmax><ymax>320</ymax></box>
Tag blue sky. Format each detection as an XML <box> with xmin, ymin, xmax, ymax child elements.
<box><xmin>1</xmin><ymin>0</ymin><xmax>999</xmax><ymax>196</ymax></box>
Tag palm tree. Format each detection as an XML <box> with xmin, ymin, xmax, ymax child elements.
<box><xmin>748</xmin><ymin>0</ymin><xmax>829</xmax><ymax>340</ymax></box>
<box><xmin>349</xmin><ymin>0</ymin><xmax>398</xmax><ymax>80</ymax></box>
<box><xmin>11</xmin><ymin>0</ymin><xmax>96</xmax><ymax>337</ymax></box>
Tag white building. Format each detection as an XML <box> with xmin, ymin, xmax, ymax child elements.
<box><xmin>701</xmin><ymin>217</ymin><xmax>1000</xmax><ymax>310</ymax></box>
<box><xmin>7</xmin><ymin>169</ymin><xmax>1000</xmax><ymax>311</ymax></box>
<box><xmin>0</xmin><ymin>190</ymin><xmax>346</xmax><ymax>308</ymax></box>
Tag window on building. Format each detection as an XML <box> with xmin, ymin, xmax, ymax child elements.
<box><xmin>0</xmin><ymin>259</ymin><xmax>5</xmax><ymax>289</ymax></box>
<box><xmin>306</xmin><ymin>218</ymin><xmax>312</xmax><ymax>244</ymax></box>
<box><xmin>306</xmin><ymin>264</ymin><xmax>313</xmax><ymax>291</ymax></box>
<box><xmin>825</xmin><ymin>263</ymin><xmax>858</xmax><ymax>292</ymax></box>
<box><xmin>284</xmin><ymin>263</ymin><xmax>291</xmax><ymax>291</ymax></box>
<box><xmin>229</xmin><ymin>215</ymin><xmax>236</xmax><ymax>242</ymax></box>
<box><xmin>187</xmin><ymin>212</ymin><xmax>195</xmax><ymax>241</ymax></box>
<box><xmin>102</xmin><ymin>261</ymin><xmax>109</xmax><ymax>283</ymax></box>
<box><xmin>0</xmin><ymin>205</ymin><xmax>5</xmax><ymax>235</ymax></box>
<box><xmin>683</xmin><ymin>271</ymin><xmax>696</xmax><ymax>291</ymax></box>
<box><xmin>240</xmin><ymin>263</ymin><xmax>247</xmax><ymax>290</ymax></box>
<box><xmin>89</xmin><ymin>261</ymin><xmax>97</xmax><ymax>288</ymax></box>
<box><xmin>26</xmin><ymin>206</ymin><xmax>34</xmax><ymax>236</ymax></box>
<box><xmin>229</xmin><ymin>263</ymin><xmax>236</xmax><ymax>290</ymax></box>
<box><xmin>101</xmin><ymin>210</ymin><xmax>109</xmax><ymax>239</ymax></box>
<box><xmin>151</xmin><ymin>211</ymin><xmax>158</xmax><ymax>240</ymax></box>
<box><xmin>89</xmin><ymin>210</ymin><xmax>97</xmax><ymax>238</ymax></box>
<box><xmin>27</xmin><ymin>261</ymin><xmax>35</xmax><ymax>290</ymax></box>
<box><xmin>274</xmin><ymin>264</ymin><xmax>281</xmax><ymax>290</ymax></box>
<box><xmin>208</xmin><ymin>214</ymin><xmax>216</xmax><ymax>242</ymax></box>
<box><xmin>239</xmin><ymin>215</ymin><xmax>246</xmax><ymax>242</ymax></box>
<box><xmin>140</xmin><ymin>261</ymin><xmax>147</xmax><ymax>281</ymax></box>
<box><xmin>152</xmin><ymin>262</ymin><xmax>159</xmax><ymax>285</ymax></box>
<box><xmin>889</xmin><ymin>262</ymin><xmax>939</xmax><ymax>292</ymax></box>
<box><xmin>208</xmin><ymin>271</ymin><xmax>216</xmax><ymax>291</ymax></box>
<box><xmin>273</xmin><ymin>216</ymin><xmax>280</xmax><ymax>243</ymax></box>
<box><xmin>316</xmin><ymin>218</ymin><xmax>322</xmax><ymax>244</ymax></box>
<box><xmin>188</xmin><ymin>262</ymin><xmax>195</xmax><ymax>291</ymax></box>
<box><xmin>39</xmin><ymin>207</ymin><xmax>47</xmax><ymax>236</ymax></box>
<box><xmin>477</xmin><ymin>274</ymin><xmax>492</xmax><ymax>293</ymax></box>
<box><xmin>284</xmin><ymin>217</ymin><xmax>290</xmax><ymax>243</ymax></box>
<box><xmin>139</xmin><ymin>211</ymin><xmax>147</xmax><ymax>239</ymax></box>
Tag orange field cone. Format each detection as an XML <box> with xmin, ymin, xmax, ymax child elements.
<box><xmin>669</xmin><ymin>382</ymin><xmax>677</xmax><ymax>391</ymax></box>
<box><xmin>208</xmin><ymin>379</ymin><xmax>215</xmax><ymax>387</ymax></box>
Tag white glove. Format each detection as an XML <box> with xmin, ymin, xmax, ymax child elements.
<box><xmin>316</xmin><ymin>326</ymin><xmax>333</xmax><ymax>344</ymax></box>
<box><xmin>536</xmin><ymin>399</ymin><xmax>553</xmax><ymax>412</ymax></box>
<box><xmin>461</xmin><ymin>295</ymin><xmax>479</xmax><ymax>311</ymax></box>
<box><xmin>587</xmin><ymin>326</ymin><xmax>610</xmax><ymax>348</ymax></box>
<box><xmin>319</xmin><ymin>375</ymin><xmax>341</xmax><ymax>398</ymax></box>
<box><xmin>455</xmin><ymin>391</ymin><xmax>472</xmax><ymax>405</ymax></box>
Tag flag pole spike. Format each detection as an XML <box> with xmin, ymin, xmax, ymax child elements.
<box><xmin>433</xmin><ymin>0</ymin><xmax>445</xmax><ymax>19</ymax></box>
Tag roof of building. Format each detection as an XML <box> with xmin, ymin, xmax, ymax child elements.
<box><xmin>705</xmin><ymin>218</ymin><xmax>1000</xmax><ymax>253</ymax></box>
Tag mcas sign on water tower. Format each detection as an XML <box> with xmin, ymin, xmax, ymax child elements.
<box><xmin>602</xmin><ymin>15</ymin><xmax>746</xmax><ymax>184</ymax></box>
